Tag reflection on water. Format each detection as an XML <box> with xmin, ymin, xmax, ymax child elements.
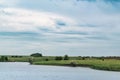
<box><xmin>0</xmin><ymin>62</ymin><xmax>120</xmax><ymax>80</ymax></box>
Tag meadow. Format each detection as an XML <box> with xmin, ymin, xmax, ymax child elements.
<box><xmin>32</xmin><ymin>59</ymin><xmax>120</xmax><ymax>71</ymax></box>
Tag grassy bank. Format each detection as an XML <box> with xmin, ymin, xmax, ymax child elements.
<box><xmin>0</xmin><ymin>55</ymin><xmax>120</xmax><ymax>71</ymax></box>
<box><xmin>32</xmin><ymin>59</ymin><xmax>120</xmax><ymax>71</ymax></box>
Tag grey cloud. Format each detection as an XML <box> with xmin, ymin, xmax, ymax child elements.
<box><xmin>0</xmin><ymin>32</ymin><xmax>43</xmax><ymax>41</ymax></box>
<box><xmin>57</xmin><ymin>31</ymin><xmax>88</xmax><ymax>35</ymax></box>
<box><xmin>86</xmin><ymin>36</ymin><xmax>110</xmax><ymax>40</ymax></box>
<box><xmin>0</xmin><ymin>32</ymin><xmax>38</xmax><ymax>36</ymax></box>
<box><xmin>56</xmin><ymin>20</ymin><xmax>66</xmax><ymax>26</ymax></box>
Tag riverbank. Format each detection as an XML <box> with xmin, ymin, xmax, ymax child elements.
<box><xmin>32</xmin><ymin>60</ymin><xmax>120</xmax><ymax>71</ymax></box>
<box><xmin>0</xmin><ymin>55</ymin><xmax>120</xmax><ymax>71</ymax></box>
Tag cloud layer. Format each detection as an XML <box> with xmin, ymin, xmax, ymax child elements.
<box><xmin>0</xmin><ymin>0</ymin><xmax>120</xmax><ymax>56</ymax></box>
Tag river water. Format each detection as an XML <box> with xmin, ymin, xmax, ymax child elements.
<box><xmin>0</xmin><ymin>62</ymin><xmax>119</xmax><ymax>80</ymax></box>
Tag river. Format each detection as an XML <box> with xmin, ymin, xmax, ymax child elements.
<box><xmin>0</xmin><ymin>62</ymin><xmax>119</xmax><ymax>80</ymax></box>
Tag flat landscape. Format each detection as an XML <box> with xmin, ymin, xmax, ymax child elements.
<box><xmin>0</xmin><ymin>55</ymin><xmax>120</xmax><ymax>71</ymax></box>
<box><xmin>0</xmin><ymin>0</ymin><xmax>120</xmax><ymax>80</ymax></box>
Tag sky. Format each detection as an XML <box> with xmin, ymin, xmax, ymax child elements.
<box><xmin>0</xmin><ymin>0</ymin><xmax>120</xmax><ymax>56</ymax></box>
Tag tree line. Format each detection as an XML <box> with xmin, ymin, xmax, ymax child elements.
<box><xmin>0</xmin><ymin>53</ymin><xmax>120</xmax><ymax>62</ymax></box>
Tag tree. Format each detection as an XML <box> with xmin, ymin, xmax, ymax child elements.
<box><xmin>64</xmin><ymin>55</ymin><xmax>69</xmax><ymax>60</ymax></box>
<box><xmin>0</xmin><ymin>56</ymin><xmax>8</xmax><ymax>62</ymax></box>
<box><xmin>82</xmin><ymin>57</ymin><xmax>85</xmax><ymax>60</ymax></box>
<box><xmin>30</xmin><ymin>53</ymin><xmax>42</xmax><ymax>57</ymax></box>
<box><xmin>55</xmin><ymin>56</ymin><xmax>63</xmax><ymax>60</ymax></box>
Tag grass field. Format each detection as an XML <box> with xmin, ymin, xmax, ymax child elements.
<box><xmin>32</xmin><ymin>59</ymin><xmax>120</xmax><ymax>71</ymax></box>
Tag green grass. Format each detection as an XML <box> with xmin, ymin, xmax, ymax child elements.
<box><xmin>33</xmin><ymin>59</ymin><xmax>120</xmax><ymax>71</ymax></box>
<box><xmin>8</xmin><ymin>57</ymin><xmax>29</xmax><ymax>62</ymax></box>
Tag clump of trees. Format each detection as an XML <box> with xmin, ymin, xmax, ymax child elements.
<box><xmin>11</xmin><ymin>56</ymin><xmax>23</xmax><ymax>58</ymax></box>
<box><xmin>55</xmin><ymin>55</ymin><xmax>69</xmax><ymax>60</ymax></box>
<box><xmin>64</xmin><ymin>55</ymin><xmax>69</xmax><ymax>60</ymax></box>
<box><xmin>30</xmin><ymin>53</ymin><xmax>42</xmax><ymax>57</ymax></box>
<box><xmin>55</xmin><ymin>56</ymin><xmax>63</xmax><ymax>60</ymax></box>
<box><xmin>0</xmin><ymin>56</ymin><xmax>8</xmax><ymax>62</ymax></box>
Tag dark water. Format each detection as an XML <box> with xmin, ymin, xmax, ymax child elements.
<box><xmin>0</xmin><ymin>62</ymin><xmax>119</xmax><ymax>80</ymax></box>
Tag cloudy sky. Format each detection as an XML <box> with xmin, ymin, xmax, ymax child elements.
<box><xmin>0</xmin><ymin>0</ymin><xmax>120</xmax><ymax>56</ymax></box>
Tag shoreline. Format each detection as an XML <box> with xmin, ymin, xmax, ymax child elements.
<box><xmin>0</xmin><ymin>55</ymin><xmax>120</xmax><ymax>72</ymax></box>
<box><xmin>32</xmin><ymin>60</ymin><xmax>120</xmax><ymax>72</ymax></box>
<box><xmin>32</xmin><ymin>64</ymin><xmax>120</xmax><ymax>72</ymax></box>
<box><xmin>0</xmin><ymin>61</ymin><xmax>120</xmax><ymax>72</ymax></box>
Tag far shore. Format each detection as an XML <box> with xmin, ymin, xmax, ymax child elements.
<box><xmin>0</xmin><ymin>55</ymin><xmax>120</xmax><ymax>71</ymax></box>
<box><xmin>32</xmin><ymin>60</ymin><xmax>120</xmax><ymax>72</ymax></box>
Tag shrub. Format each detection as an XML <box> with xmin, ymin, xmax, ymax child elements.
<box><xmin>0</xmin><ymin>56</ymin><xmax>8</xmax><ymax>62</ymax></box>
<box><xmin>45</xmin><ymin>58</ymin><xmax>49</xmax><ymax>61</ymax></box>
<box><xmin>64</xmin><ymin>55</ymin><xmax>69</xmax><ymax>60</ymax></box>
<box><xmin>29</xmin><ymin>58</ymin><xmax>33</xmax><ymax>64</ymax></box>
<box><xmin>55</xmin><ymin>56</ymin><xmax>63</xmax><ymax>60</ymax></box>
<box><xmin>70</xmin><ymin>62</ymin><xmax>77</xmax><ymax>67</ymax></box>
<box><xmin>30</xmin><ymin>53</ymin><xmax>42</xmax><ymax>57</ymax></box>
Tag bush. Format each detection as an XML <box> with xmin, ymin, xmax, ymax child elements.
<box><xmin>64</xmin><ymin>55</ymin><xmax>69</xmax><ymax>60</ymax></box>
<box><xmin>55</xmin><ymin>56</ymin><xmax>63</xmax><ymax>60</ymax></box>
<box><xmin>82</xmin><ymin>57</ymin><xmax>85</xmax><ymax>60</ymax></box>
<box><xmin>0</xmin><ymin>56</ymin><xmax>8</xmax><ymax>62</ymax></box>
<box><xmin>29</xmin><ymin>58</ymin><xmax>33</xmax><ymax>64</ymax></box>
<box><xmin>70</xmin><ymin>62</ymin><xmax>77</xmax><ymax>67</ymax></box>
<box><xmin>30</xmin><ymin>53</ymin><xmax>42</xmax><ymax>57</ymax></box>
<box><xmin>45</xmin><ymin>58</ymin><xmax>49</xmax><ymax>61</ymax></box>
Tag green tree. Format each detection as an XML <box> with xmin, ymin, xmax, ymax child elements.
<box><xmin>0</xmin><ymin>56</ymin><xmax>8</xmax><ymax>62</ymax></box>
<box><xmin>55</xmin><ymin>56</ymin><xmax>63</xmax><ymax>60</ymax></box>
<box><xmin>64</xmin><ymin>55</ymin><xmax>69</xmax><ymax>60</ymax></box>
<box><xmin>30</xmin><ymin>53</ymin><xmax>42</xmax><ymax>57</ymax></box>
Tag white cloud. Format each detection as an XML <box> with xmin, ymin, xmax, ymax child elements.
<box><xmin>0</xmin><ymin>7</ymin><xmax>119</xmax><ymax>41</ymax></box>
<box><xmin>0</xmin><ymin>8</ymin><xmax>76</xmax><ymax>32</ymax></box>
<box><xmin>0</xmin><ymin>0</ymin><xmax>19</xmax><ymax>6</ymax></box>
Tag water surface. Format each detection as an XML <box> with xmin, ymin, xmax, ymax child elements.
<box><xmin>0</xmin><ymin>62</ymin><xmax>119</xmax><ymax>80</ymax></box>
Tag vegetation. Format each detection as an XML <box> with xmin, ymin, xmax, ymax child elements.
<box><xmin>55</xmin><ymin>56</ymin><xmax>63</xmax><ymax>60</ymax></box>
<box><xmin>30</xmin><ymin>53</ymin><xmax>42</xmax><ymax>57</ymax></box>
<box><xmin>64</xmin><ymin>55</ymin><xmax>69</xmax><ymax>60</ymax></box>
<box><xmin>33</xmin><ymin>59</ymin><xmax>120</xmax><ymax>71</ymax></box>
<box><xmin>0</xmin><ymin>55</ymin><xmax>120</xmax><ymax>71</ymax></box>
<box><xmin>0</xmin><ymin>56</ymin><xmax>8</xmax><ymax>62</ymax></box>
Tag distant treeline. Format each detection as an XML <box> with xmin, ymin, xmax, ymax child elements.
<box><xmin>0</xmin><ymin>53</ymin><xmax>120</xmax><ymax>62</ymax></box>
<box><xmin>0</xmin><ymin>56</ymin><xmax>8</xmax><ymax>62</ymax></box>
<box><xmin>84</xmin><ymin>56</ymin><xmax>120</xmax><ymax>60</ymax></box>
